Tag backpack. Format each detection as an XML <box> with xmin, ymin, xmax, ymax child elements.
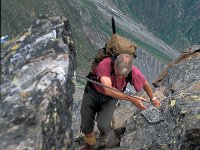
<box><xmin>90</xmin><ymin>34</ymin><xmax>137</xmax><ymax>71</ymax></box>
<box><xmin>90</xmin><ymin>16</ymin><xmax>137</xmax><ymax>71</ymax></box>
<box><xmin>88</xmin><ymin>17</ymin><xmax>136</xmax><ymax>89</ymax></box>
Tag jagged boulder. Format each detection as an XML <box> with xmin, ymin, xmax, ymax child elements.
<box><xmin>0</xmin><ymin>15</ymin><xmax>76</xmax><ymax>150</ymax></box>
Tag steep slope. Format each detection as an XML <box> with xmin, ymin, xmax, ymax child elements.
<box><xmin>2</xmin><ymin>0</ymin><xmax>198</xmax><ymax>83</ymax></box>
<box><xmin>112</xmin><ymin>0</ymin><xmax>200</xmax><ymax>52</ymax></box>
<box><xmin>62</xmin><ymin>0</ymin><xmax>178</xmax><ymax>83</ymax></box>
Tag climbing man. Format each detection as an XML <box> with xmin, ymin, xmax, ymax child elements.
<box><xmin>80</xmin><ymin>54</ymin><xmax>161</xmax><ymax>149</ymax></box>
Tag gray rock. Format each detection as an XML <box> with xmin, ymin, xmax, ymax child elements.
<box><xmin>0</xmin><ymin>15</ymin><xmax>76</xmax><ymax>150</ymax></box>
<box><xmin>141</xmin><ymin>106</ymin><xmax>163</xmax><ymax>123</ymax></box>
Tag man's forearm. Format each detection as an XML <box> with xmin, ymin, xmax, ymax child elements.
<box><xmin>143</xmin><ymin>80</ymin><xmax>154</xmax><ymax>101</ymax></box>
<box><xmin>143</xmin><ymin>80</ymin><xmax>161</xmax><ymax>107</ymax></box>
<box><xmin>104</xmin><ymin>87</ymin><xmax>147</xmax><ymax>110</ymax></box>
<box><xmin>104</xmin><ymin>87</ymin><xmax>133</xmax><ymax>101</ymax></box>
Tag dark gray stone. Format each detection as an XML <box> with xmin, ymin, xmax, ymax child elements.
<box><xmin>141</xmin><ymin>106</ymin><xmax>163</xmax><ymax>123</ymax></box>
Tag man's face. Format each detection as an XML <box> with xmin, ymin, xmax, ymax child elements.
<box><xmin>114</xmin><ymin>65</ymin><xmax>129</xmax><ymax>78</ymax></box>
<box><xmin>115</xmin><ymin>70</ymin><xmax>123</xmax><ymax>78</ymax></box>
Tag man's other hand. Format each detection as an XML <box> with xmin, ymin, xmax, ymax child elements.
<box><xmin>130</xmin><ymin>97</ymin><xmax>147</xmax><ymax>110</ymax></box>
<box><xmin>151</xmin><ymin>98</ymin><xmax>161</xmax><ymax>108</ymax></box>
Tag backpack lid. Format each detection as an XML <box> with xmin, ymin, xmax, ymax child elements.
<box><xmin>105</xmin><ymin>34</ymin><xmax>137</xmax><ymax>57</ymax></box>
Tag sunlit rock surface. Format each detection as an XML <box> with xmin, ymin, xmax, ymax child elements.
<box><xmin>0</xmin><ymin>15</ymin><xmax>76</xmax><ymax>150</ymax></box>
<box><xmin>152</xmin><ymin>46</ymin><xmax>200</xmax><ymax>88</ymax></box>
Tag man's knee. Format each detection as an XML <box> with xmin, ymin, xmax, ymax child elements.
<box><xmin>97</xmin><ymin>121</ymin><xmax>111</xmax><ymax>134</ymax></box>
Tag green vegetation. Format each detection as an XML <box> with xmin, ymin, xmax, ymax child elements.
<box><xmin>1</xmin><ymin>0</ymin><xmax>198</xmax><ymax>74</ymax></box>
<box><xmin>116</xmin><ymin>28</ymin><xmax>173</xmax><ymax>64</ymax></box>
<box><xmin>114</xmin><ymin>0</ymin><xmax>199</xmax><ymax>52</ymax></box>
<box><xmin>1</xmin><ymin>0</ymin><xmax>68</xmax><ymax>37</ymax></box>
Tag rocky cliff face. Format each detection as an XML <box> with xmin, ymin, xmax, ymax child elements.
<box><xmin>0</xmin><ymin>15</ymin><xmax>76</xmax><ymax>150</ymax></box>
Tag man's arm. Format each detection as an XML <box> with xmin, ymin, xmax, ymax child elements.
<box><xmin>143</xmin><ymin>80</ymin><xmax>161</xmax><ymax>107</ymax></box>
<box><xmin>100</xmin><ymin>76</ymin><xmax>147</xmax><ymax>110</ymax></box>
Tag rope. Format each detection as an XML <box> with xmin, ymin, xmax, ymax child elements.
<box><xmin>76</xmin><ymin>74</ymin><xmax>151</xmax><ymax>103</ymax></box>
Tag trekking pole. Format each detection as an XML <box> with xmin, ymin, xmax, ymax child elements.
<box><xmin>76</xmin><ymin>74</ymin><xmax>151</xmax><ymax>103</ymax></box>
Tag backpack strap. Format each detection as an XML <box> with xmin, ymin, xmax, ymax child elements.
<box><xmin>121</xmin><ymin>70</ymin><xmax>132</xmax><ymax>92</ymax></box>
<box><xmin>125</xmin><ymin>70</ymin><xmax>132</xmax><ymax>83</ymax></box>
<box><xmin>110</xmin><ymin>56</ymin><xmax>117</xmax><ymax>75</ymax></box>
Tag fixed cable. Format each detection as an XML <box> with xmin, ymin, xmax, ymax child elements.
<box><xmin>76</xmin><ymin>74</ymin><xmax>151</xmax><ymax>103</ymax></box>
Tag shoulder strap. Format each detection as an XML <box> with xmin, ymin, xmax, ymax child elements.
<box><xmin>121</xmin><ymin>70</ymin><xmax>132</xmax><ymax>92</ymax></box>
<box><xmin>110</xmin><ymin>56</ymin><xmax>117</xmax><ymax>75</ymax></box>
<box><xmin>125</xmin><ymin>70</ymin><xmax>132</xmax><ymax>83</ymax></box>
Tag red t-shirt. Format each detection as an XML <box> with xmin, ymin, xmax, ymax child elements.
<box><xmin>92</xmin><ymin>57</ymin><xmax>146</xmax><ymax>94</ymax></box>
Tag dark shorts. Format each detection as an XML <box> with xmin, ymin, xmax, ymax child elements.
<box><xmin>80</xmin><ymin>82</ymin><xmax>118</xmax><ymax>134</ymax></box>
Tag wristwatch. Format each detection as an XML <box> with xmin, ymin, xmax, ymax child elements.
<box><xmin>151</xmin><ymin>97</ymin><xmax>157</xmax><ymax>101</ymax></box>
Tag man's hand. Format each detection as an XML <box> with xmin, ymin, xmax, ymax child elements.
<box><xmin>130</xmin><ymin>96</ymin><xmax>147</xmax><ymax>110</ymax></box>
<box><xmin>143</xmin><ymin>80</ymin><xmax>161</xmax><ymax>108</ymax></box>
<box><xmin>151</xmin><ymin>98</ymin><xmax>161</xmax><ymax>108</ymax></box>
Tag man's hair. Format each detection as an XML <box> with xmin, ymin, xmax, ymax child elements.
<box><xmin>114</xmin><ymin>54</ymin><xmax>133</xmax><ymax>76</ymax></box>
